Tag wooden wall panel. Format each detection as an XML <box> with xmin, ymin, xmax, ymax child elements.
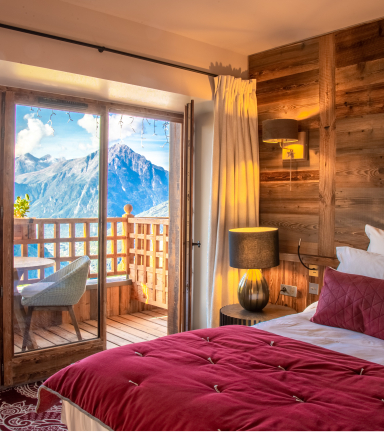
<box><xmin>254</xmin><ymin>37</ymin><xmax>320</xmax><ymax>259</ymax></box>
<box><xmin>249</xmin><ymin>39</ymin><xmax>319</xmax><ymax>82</ymax></box>
<box><xmin>318</xmin><ymin>34</ymin><xmax>336</xmax><ymax>257</ymax></box>
<box><xmin>250</xmin><ymin>18</ymin><xmax>384</xmax><ymax>312</ymax></box>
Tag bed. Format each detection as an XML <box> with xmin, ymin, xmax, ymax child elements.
<box><xmin>37</xmin><ymin>299</ymin><xmax>384</xmax><ymax>431</ymax></box>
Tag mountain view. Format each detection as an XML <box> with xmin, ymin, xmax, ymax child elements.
<box><xmin>15</xmin><ymin>143</ymin><xmax>169</xmax><ymax>218</ymax></box>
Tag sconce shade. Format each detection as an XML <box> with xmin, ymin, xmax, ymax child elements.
<box><xmin>229</xmin><ymin>228</ymin><xmax>279</xmax><ymax>269</ymax></box>
<box><xmin>262</xmin><ymin>119</ymin><xmax>298</xmax><ymax>144</ymax></box>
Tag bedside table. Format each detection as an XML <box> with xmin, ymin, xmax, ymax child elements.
<box><xmin>220</xmin><ymin>303</ymin><xmax>297</xmax><ymax>326</ymax></box>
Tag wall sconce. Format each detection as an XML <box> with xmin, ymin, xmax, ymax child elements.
<box><xmin>262</xmin><ymin>119</ymin><xmax>308</xmax><ymax>190</ymax></box>
<box><xmin>262</xmin><ymin>119</ymin><xmax>298</xmax><ymax>147</ymax></box>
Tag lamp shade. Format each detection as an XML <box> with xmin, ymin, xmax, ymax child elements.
<box><xmin>262</xmin><ymin>119</ymin><xmax>298</xmax><ymax>144</ymax></box>
<box><xmin>229</xmin><ymin>227</ymin><xmax>279</xmax><ymax>269</ymax></box>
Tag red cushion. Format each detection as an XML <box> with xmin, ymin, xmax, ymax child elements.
<box><xmin>311</xmin><ymin>267</ymin><xmax>384</xmax><ymax>339</ymax></box>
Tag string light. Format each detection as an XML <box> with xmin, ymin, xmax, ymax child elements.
<box><xmin>47</xmin><ymin>110</ymin><xmax>56</xmax><ymax>136</ymax></box>
<box><xmin>118</xmin><ymin>115</ymin><xmax>124</xmax><ymax>143</ymax></box>
<box><xmin>95</xmin><ymin>116</ymin><xmax>99</xmax><ymax>138</ymax></box>
<box><xmin>153</xmin><ymin>119</ymin><xmax>157</xmax><ymax>136</ymax></box>
<box><xmin>67</xmin><ymin>112</ymin><xmax>73</xmax><ymax>123</ymax></box>
<box><xmin>36</xmin><ymin>108</ymin><xmax>42</xmax><ymax>118</ymax></box>
<box><xmin>141</xmin><ymin>118</ymin><xmax>145</xmax><ymax>148</ymax></box>
<box><xmin>161</xmin><ymin>121</ymin><xmax>170</xmax><ymax>148</ymax></box>
<box><xmin>128</xmin><ymin>116</ymin><xmax>136</xmax><ymax>133</ymax></box>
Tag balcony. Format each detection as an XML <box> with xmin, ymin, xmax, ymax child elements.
<box><xmin>13</xmin><ymin>205</ymin><xmax>168</xmax><ymax>352</ymax></box>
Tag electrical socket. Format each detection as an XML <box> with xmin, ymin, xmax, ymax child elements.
<box><xmin>309</xmin><ymin>283</ymin><xmax>319</xmax><ymax>295</ymax></box>
<box><xmin>280</xmin><ymin>284</ymin><xmax>297</xmax><ymax>298</ymax></box>
<box><xmin>309</xmin><ymin>265</ymin><xmax>319</xmax><ymax>277</ymax></box>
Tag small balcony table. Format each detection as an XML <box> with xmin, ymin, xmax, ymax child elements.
<box><xmin>13</xmin><ymin>257</ymin><xmax>55</xmax><ymax>351</ymax></box>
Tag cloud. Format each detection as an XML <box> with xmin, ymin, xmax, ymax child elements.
<box><xmin>109</xmin><ymin>114</ymin><xmax>146</xmax><ymax>142</ymax></box>
<box><xmin>16</xmin><ymin>115</ymin><xmax>54</xmax><ymax>156</ymax></box>
<box><xmin>77</xmin><ymin>114</ymin><xmax>100</xmax><ymax>149</ymax></box>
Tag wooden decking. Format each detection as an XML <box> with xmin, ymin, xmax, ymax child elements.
<box><xmin>14</xmin><ymin>308</ymin><xmax>168</xmax><ymax>353</ymax></box>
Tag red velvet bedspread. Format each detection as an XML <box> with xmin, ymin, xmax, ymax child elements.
<box><xmin>37</xmin><ymin>326</ymin><xmax>384</xmax><ymax>431</ymax></box>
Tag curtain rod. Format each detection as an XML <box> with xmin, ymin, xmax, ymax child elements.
<box><xmin>0</xmin><ymin>23</ymin><xmax>218</xmax><ymax>78</ymax></box>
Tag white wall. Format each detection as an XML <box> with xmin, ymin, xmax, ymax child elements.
<box><xmin>0</xmin><ymin>0</ymin><xmax>247</xmax><ymax>101</ymax></box>
<box><xmin>0</xmin><ymin>0</ymin><xmax>236</xmax><ymax>329</ymax></box>
<box><xmin>193</xmin><ymin>100</ymin><xmax>214</xmax><ymax>329</ymax></box>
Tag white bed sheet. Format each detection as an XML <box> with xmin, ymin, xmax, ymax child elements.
<box><xmin>253</xmin><ymin>301</ymin><xmax>384</xmax><ymax>366</ymax></box>
<box><xmin>61</xmin><ymin>302</ymin><xmax>384</xmax><ymax>430</ymax></box>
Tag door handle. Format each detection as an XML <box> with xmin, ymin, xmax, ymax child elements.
<box><xmin>192</xmin><ymin>241</ymin><xmax>201</xmax><ymax>248</ymax></box>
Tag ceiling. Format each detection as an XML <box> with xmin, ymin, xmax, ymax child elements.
<box><xmin>60</xmin><ymin>0</ymin><xmax>384</xmax><ymax>55</ymax></box>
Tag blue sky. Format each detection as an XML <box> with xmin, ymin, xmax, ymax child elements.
<box><xmin>15</xmin><ymin>105</ymin><xmax>170</xmax><ymax>170</ymax></box>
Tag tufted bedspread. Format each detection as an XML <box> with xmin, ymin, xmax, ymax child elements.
<box><xmin>37</xmin><ymin>325</ymin><xmax>384</xmax><ymax>431</ymax></box>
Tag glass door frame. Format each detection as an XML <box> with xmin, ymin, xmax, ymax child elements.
<box><xmin>1</xmin><ymin>86</ymin><xmax>186</xmax><ymax>386</ymax></box>
<box><xmin>1</xmin><ymin>90</ymin><xmax>108</xmax><ymax>386</ymax></box>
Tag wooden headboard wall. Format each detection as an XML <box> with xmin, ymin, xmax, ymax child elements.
<box><xmin>249</xmin><ymin>19</ymin><xmax>384</xmax><ymax>312</ymax></box>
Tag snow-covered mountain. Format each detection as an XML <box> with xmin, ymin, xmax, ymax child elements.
<box><xmin>14</xmin><ymin>143</ymin><xmax>169</xmax><ymax>218</ymax></box>
<box><xmin>15</xmin><ymin>153</ymin><xmax>66</xmax><ymax>176</ymax></box>
<box><xmin>136</xmin><ymin>200</ymin><xmax>168</xmax><ymax>217</ymax></box>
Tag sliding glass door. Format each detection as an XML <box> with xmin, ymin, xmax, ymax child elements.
<box><xmin>0</xmin><ymin>88</ymin><xmax>186</xmax><ymax>386</ymax></box>
<box><xmin>1</xmin><ymin>91</ymin><xmax>107</xmax><ymax>386</ymax></box>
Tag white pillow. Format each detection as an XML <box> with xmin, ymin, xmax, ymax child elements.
<box><xmin>366</xmin><ymin>224</ymin><xmax>384</xmax><ymax>255</ymax></box>
<box><xmin>337</xmin><ymin>246</ymin><xmax>384</xmax><ymax>280</ymax></box>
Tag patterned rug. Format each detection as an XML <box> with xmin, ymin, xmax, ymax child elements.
<box><xmin>0</xmin><ymin>382</ymin><xmax>66</xmax><ymax>431</ymax></box>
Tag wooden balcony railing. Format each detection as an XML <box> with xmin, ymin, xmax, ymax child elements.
<box><xmin>13</xmin><ymin>204</ymin><xmax>169</xmax><ymax>309</ymax></box>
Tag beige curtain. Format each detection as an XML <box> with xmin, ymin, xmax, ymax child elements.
<box><xmin>207</xmin><ymin>76</ymin><xmax>259</xmax><ymax>328</ymax></box>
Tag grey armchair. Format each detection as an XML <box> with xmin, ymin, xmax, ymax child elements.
<box><xmin>21</xmin><ymin>256</ymin><xmax>91</xmax><ymax>351</ymax></box>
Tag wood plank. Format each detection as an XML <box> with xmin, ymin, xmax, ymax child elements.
<box><xmin>109</xmin><ymin>315</ymin><xmax>166</xmax><ymax>338</ymax></box>
<box><xmin>11</xmin><ymin>339</ymin><xmax>103</xmax><ymax>385</ymax></box>
<box><xmin>107</xmin><ymin>341</ymin><xmax>120</xmax><ymax>350</ymax></box>
<box><xmin>14</xmin><ymin>330</ymin><xmax>54</xmax><ymax>350</ymax></box>
<box><xmin>103</xmin><ymin>319</ymin><xmax>156</xmax><ymax>343</ymax></box>
<box><xmin>130</xmin><ymin>312</ymin><xmax>168</xmax><ymax>328</ymax></box>
<box><xmin>261</xmin><ymin>170</ymin><xmax>319</xmax><ymax>182</ymax></box>
<box><xmin>139</xmin><ymin>310</ymin><xmax>168</xmax><ymax>321</ymax></box>
<box><xmin>336</xmin><ymin>113</ymin><xmax>384</xmax><ymax>155</ymax></box>
<box><xmin>118</xmin><ymin>312</ymin><xmax>167</xmax><ymax>330</ymax></box>
<box><xmin>46</xmin><ymin>325</ymin><xmax>84</xmax><ymax>343</ymax></box>
<box><xmin>13</xmin><ymin>333</ymin><xmax>23</xmax><ymax>350</ymax></box>
<box><xmin>336</xmin><ymin>82</ymin><xmax>384</xmax><ymax>118</ymax></box>
<box><xmin>318</xmin><ymin>34</ymin><xmax>336</xmax><ymax>257</ymax></box>
<box><xmin>99</xmin><ymin>105</ymin><xmax>109</xmax><ymax>350</ymax></box>
<box><xmin>335</xmin><ymin>154</ymin><xmax>384</xmax><ymax>187</ymax></box>
<box><xmin>335</xmin><ymin>19</ymin><xmax>384</xmax><ymax>68</ymax></box>
<box><xmin>336</xmin><ymin>58</ymin><xmax>384</xmax><ymax>92</ymax></box>
<box><xmin>32</xmin><ymin>328</ymin><xmax>71</xmax><ymax>346</ymax></box>
<box><xmin>168</xmin><ymin>122</ymin><xmax>182</xmax><ymax>334</ymax></box>
<box><xmin>249</xmin><ymin>38</ymin><xmax>319</xmax><ymax>82</ymax></box>
<box><xmin>58</xmin><ymin>323</ymin><xmax>95</xmax><ymax>340</ymax></box>
<box><xmin>152</xmin><ymin>307</ymin><xmax>168</xmax><ymax>314</ymax></box>
<box><xmin>79</xmin><ymin>321</ymin><xmax>131</xmax><ymax>346</ymax></box>
<box><xmin>2</xmin><ymin>91</ymin><xmax>15</xmax><ymax>385</ymax></box>
<box><xmin>260</xmin><ymin>198</ymin><xmax>319</xmax><ymax>216</ymax></box>
<box><xmin>279</xmin><ymin>252</ymin><xmax>339</xmax><ymax>268</ymax></box>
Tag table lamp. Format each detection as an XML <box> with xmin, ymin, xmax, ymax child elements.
<box><xmin>228</xmin><ymin>228</ymin><xmax>279</xmax><ymax>312</ymax></box>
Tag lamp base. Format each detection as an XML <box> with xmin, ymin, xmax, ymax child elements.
<box><xmin>238</xmin><ymin>269</ymin><xmax>269</xmax><ymax>312</ymax></box>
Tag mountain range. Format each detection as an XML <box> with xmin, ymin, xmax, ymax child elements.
<box><xmin>14</xmin><ymin>143</ymin><xmax>169</xmax><ymax>218</ymax></box>
<box><xmin>15</xmin><ymin>153</ymin><xmax>66</xmax><ymax>176</ymax></box>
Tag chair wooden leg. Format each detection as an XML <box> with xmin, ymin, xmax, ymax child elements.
<box><xmin>68</xmin><ymin>306</ymin><xmax>82</xmax><ymax>341</ymax></box>
<box><xmin>22</xmin><ymin>307</ymin><xmax>34</xmax><ymax>352</ymax></box>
